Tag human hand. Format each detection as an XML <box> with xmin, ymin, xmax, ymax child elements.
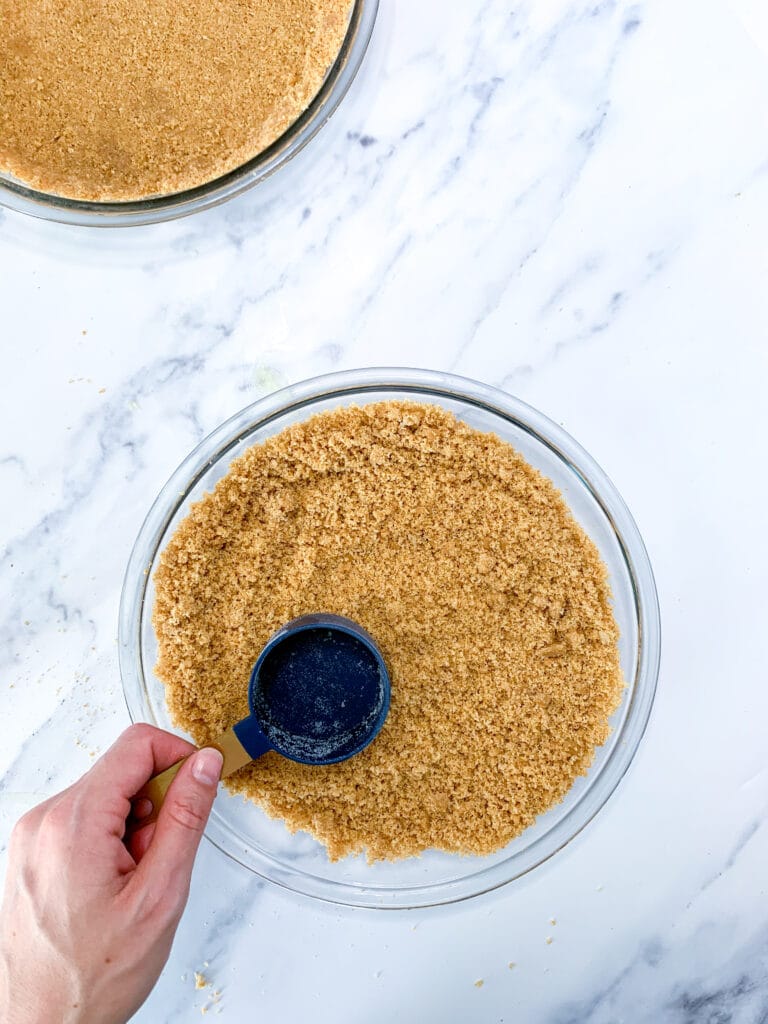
<box><xmin>0</xmin><ymin>724</ymin><xmax>223</xmax><ymax>1024</ymax></box>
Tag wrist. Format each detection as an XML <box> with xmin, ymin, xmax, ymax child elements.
<box><xmin>0</xmin><ymin>949</ymin><xmax>85</xmax><ymax>1024</ymax></box>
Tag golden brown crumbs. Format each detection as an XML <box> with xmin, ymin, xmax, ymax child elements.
<box><xmin>0</xmin><ymin>0</ymin><xmax>354</xmax><ymax>201</ymax></box>
<box><xmin>153</xmin><ymin>401</ymin><xmax>624</xmax><ymax>862</ymax></box>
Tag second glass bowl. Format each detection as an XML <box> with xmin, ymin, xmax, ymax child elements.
<box><xmin>0</xmin><ymin>0</ymin><xmax>377</xmax><ymax>227</ymax></box>
<box><xmin>119</xmin><ymin>368</ymin><xmax>660</xmax><ymax>908</ymax></box>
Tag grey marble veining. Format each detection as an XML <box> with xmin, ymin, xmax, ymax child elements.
<box><xmin>2</xmin><ymin>0</ymin><xmax>768</xmax><ymax>1020</ymax></box>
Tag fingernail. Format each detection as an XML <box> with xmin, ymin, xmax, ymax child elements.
<box><xmin>192</xmin><ymin>748</ymin><xmax>223</xmax><ymax>786</ymax></box>
<box><xmin>132</xmin><ymin>797</ymin><xmax>153</xmax><ymax>820</ymax></box>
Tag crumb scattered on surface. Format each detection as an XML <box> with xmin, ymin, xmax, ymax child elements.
<box><xmin>0</xmin><ymin>0</ymin><xmax>354</xmax><ymax>200</ymax></box>
<box><xmin>154</xmin><ymin>402</ymin><xmax>624</xmax><ymax>862</ymax></box>
<box><xmin>508</xmin><ymin>962</ymin><xmax>516</xmax><ymax>970</ymax></box>
<box><xmin>474</xmin><ymin>979</ymin><xmax>484</xmax><ymax>989</ymax></box>
<box><xmin>549</xmin><ymin>917</ymin><xmax>557</xmax><ymax>926</ymax></box>
<box><xmin>546</xmin><ymin>937</ymin><xmax>553</xmax><ymax>945</ymax></box>
<box><xmin>194</xmin><ymin>972</ymin><xmax>208</xmax><ymax>990</ymax></box>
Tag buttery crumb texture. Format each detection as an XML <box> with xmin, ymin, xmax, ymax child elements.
<box><xmin>0</xmin><ymin>0</ymin><xmax>354</xmax><ymax>200</ymax></box>
<box><xmin>154</xmin><ymin>402</ymin><xmax>623</xmax><ymax>862</ymax></box>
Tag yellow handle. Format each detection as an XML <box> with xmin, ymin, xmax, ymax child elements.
<box><xmin>134</xmin><ymin>727</ymin><xmax>253</xmax><ymax>825</ymax></box>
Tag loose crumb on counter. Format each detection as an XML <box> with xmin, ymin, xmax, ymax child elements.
<box><xmin>154</xmin><ymin>401</ymin><xmax>624</xmax><ymax>863</ymax></box>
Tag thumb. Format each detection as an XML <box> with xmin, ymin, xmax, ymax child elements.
<box><xmin>136</xmin><ymin>748</ymin><xmax>223</xmax><ymax>902</ymax></box>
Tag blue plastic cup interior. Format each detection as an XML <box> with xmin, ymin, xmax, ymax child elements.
<box><xmin>232</xmin><ymin>614</ymin><xmax>391</xmax><ymax>766</ymax></box>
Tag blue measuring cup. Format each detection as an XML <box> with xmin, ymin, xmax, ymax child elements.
<box><xmin>139</xmin><ymin>614</ymin><xmax>390</xmax><ymax>820</ymax></box>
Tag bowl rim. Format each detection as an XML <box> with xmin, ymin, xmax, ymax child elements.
<box><xmin>0</xmin><ymin>0</ymin><xmax>378</xmax><ymax>228</ymax></box>
<box><xmin>118</xmin><ymin>367</ymin><xmax>661</xmax><ymax>908</ymax></box>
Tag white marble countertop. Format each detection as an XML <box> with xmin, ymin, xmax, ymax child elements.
<box><xmin>2</xmin><ymin>0</ymin><xmax>768</xmax><ymax>1020</ymax></box>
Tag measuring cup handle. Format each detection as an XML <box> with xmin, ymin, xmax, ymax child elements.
<box><xmin>134</xmin><ymin>759</ymin><xmax>187</xmax><ymax>826</ymax></box>
<box><xmin>232</xmin><ymin>714</ymin><xmax>272</xmax><ymax>761</ymax></box>
<box><xmin>133</xmin><ymin>719</ymin><xmax>271</xmax><ymax>826</ymax></box>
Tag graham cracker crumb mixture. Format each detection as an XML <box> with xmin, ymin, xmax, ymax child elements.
<box><xmin>0</xmin><ymin>0</ymin><xmax>353</xmax><ymax>201</ymax></box>
<box><xmin>154</xmin><ymin>402</ymin><xmax>623</xmax><ymax>862</ymax></box>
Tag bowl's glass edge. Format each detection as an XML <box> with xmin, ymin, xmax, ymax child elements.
<box><xmin>118</xmin><ymin>367</ymin><xmax>661</xmax><ymax>909</ymax></box>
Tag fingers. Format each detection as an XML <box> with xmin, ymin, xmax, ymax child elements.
<box><xmin>124</xmin><ymin>797</ymin><xmax>154</xmax><ymax>863</ymax></box>
<box><xmin>132</xmin><ymin>748</ymin><xmax>222</xmax><ymax>904</ymax></box>
<box><xmin>84</xmin><ymin>724</ymin><xmax>197</xmax><ymax>805</ymax></box>
<box><xmin>126</xmin><ymin>821</ymin><xmax>155</xmax><ymax>864</ymax></box>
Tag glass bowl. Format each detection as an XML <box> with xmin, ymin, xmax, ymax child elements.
<box><xmin>0</xmin><ymin>0</ymin><xmax>377</xmax><ymax>228</ymax></box>
<box><xmin>119</xmin><ymin>368</ymin><xmax>660</xmax><ymax>908</ymax></box>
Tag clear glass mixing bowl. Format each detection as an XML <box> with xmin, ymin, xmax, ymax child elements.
<box><xmin>0</xmin><ymin>0</ymin><xmax>377</xmax><ymax>227</ymax></box>
<box><xmin>119</xmin><ymin>368</ymin><xmax>660</xmax><ymax>908</ymax></box>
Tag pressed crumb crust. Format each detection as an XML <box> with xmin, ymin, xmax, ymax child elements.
<box><xmin>153</xmin><ymin>402</ymin><xmax>624</xmax><ymax>862</ymax></box>
<box><xmin>0</xmin><ymin>0</ymin><xmax>353</xmax><ymax>201</ymax></box>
